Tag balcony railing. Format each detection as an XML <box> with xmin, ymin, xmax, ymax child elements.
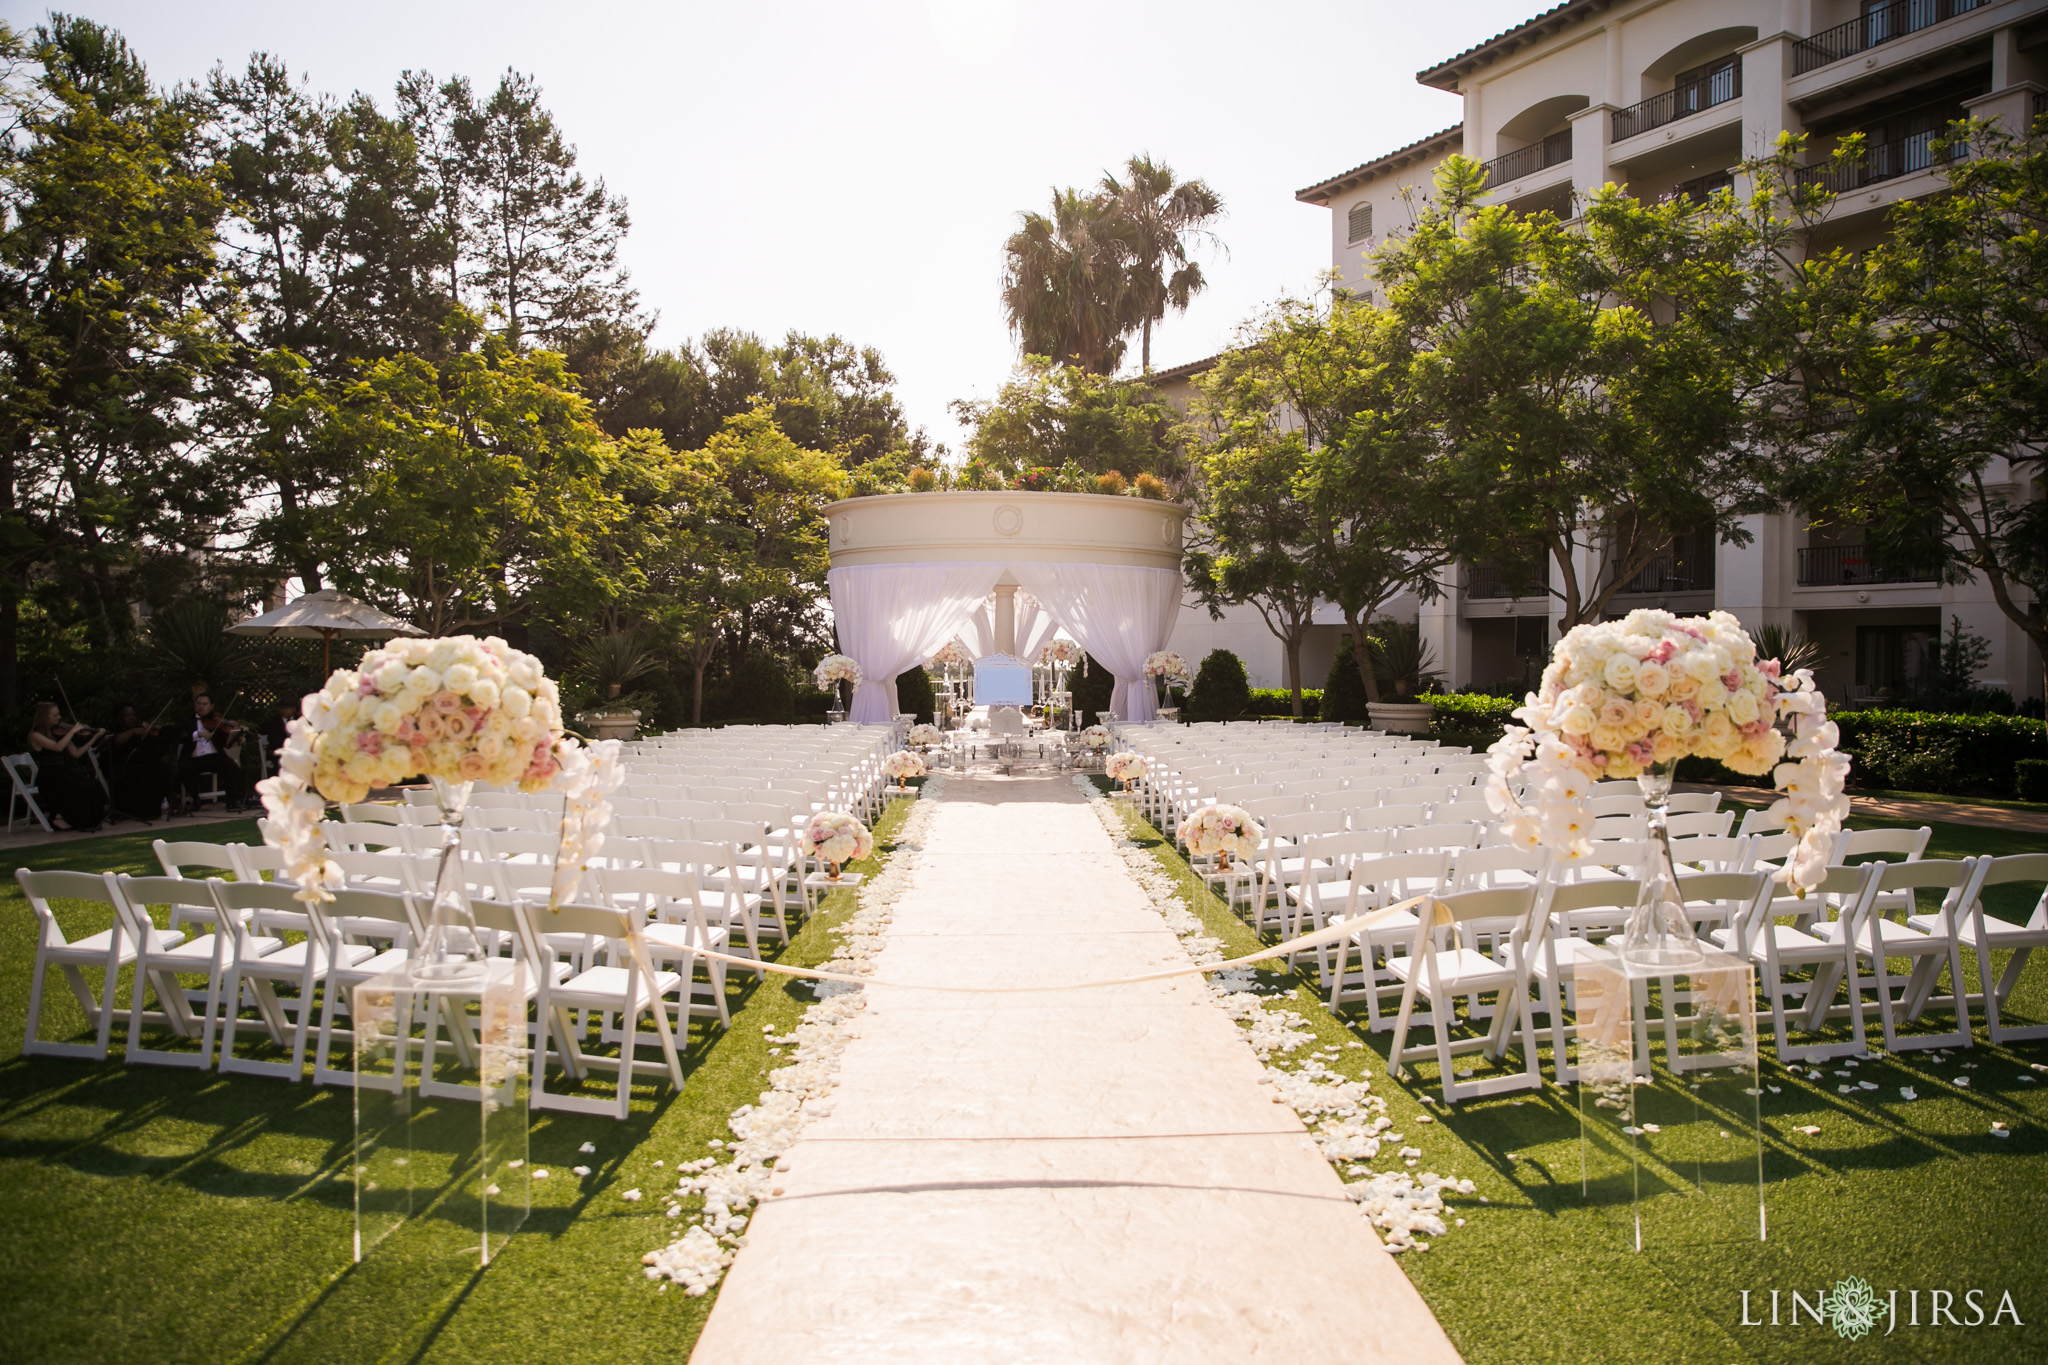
<box><xmin>1611</xmin><ymin>553</ymin><xmax>1715</xmax><ymax>595</ymax></box>
<box><xmin>1613</xmin><ymin>63</ymin><xmax>1742</xmax><ymax>142</ymax></box>
<box><xmin>1794</xmin><ymin>0</ymin><xmax>1987</xmax><ymax>75</ymax></box>
<box><xmin>1796</xmin><ymin>545</ymin><xmax>1938</xmax><ymax>586</ymax></box>
<box><xmin>1479</xmin><ymin>130</ymin><xmax>1572</xmax><ymax>190</ymax></box>
<box><xmin>1466</xmin><ymin>564</ymin><xmax>1535</xmax><ymax>600</ymax></box>
<box><xmin>1790</xmin><ymin>130</ymin><xmax>1967</xmax><ymax>193</ymax></box>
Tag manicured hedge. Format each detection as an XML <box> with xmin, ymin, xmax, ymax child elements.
<box><xmin>1248</xmin><ymin>688</ymin><xmax>1322</xmax><ymax>719</ymax></box>
<box><xmin>1832</xmin><ymin>709</ymin><xmax>2048</xmax><ymax>798</ymax></box>
<box><xmin>1428</xmin><ymin>694</ymin><xmax>1519</xmax><ymax>750</ymax></box>
<box><xmin>2017</xmin><ymin>759</ymin><xmax>2048</xmax><ymax>803</ymax></box>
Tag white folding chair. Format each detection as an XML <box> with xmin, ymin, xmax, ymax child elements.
<box><xmin>1822</xmin><ymin>857</ymin><xmax>1985</xmax><ymax>1053</ymax></box>
<box><xmin>599</xmin><ymin>865</ymin><xmax>731</xmax><ymax>1030</ymax></box>
<box><xmin>1711</xmin><ymin>863</ymin><xmax>1879</xmax><ymax>1062</ymax></box>
<box><xmin>1320</xmin><ymin>850</ymin><xmax>1455</xmax><ymax>1028</ymax></box>
<box><xmin>212</xmin><ymin>880</ymin><xmax>376</xmax><ymax>1081</ymax></box>
<box><xmin>1386</xmin><ymin>886</ymin><xmax>1546</xmax><ymax>1104</ymax></box>
<box><xmin>517</xmin><ymin>899</ymin><xmax>684</xmax><ymax>1120</ymax></box>
<box><xmin>311</xmin><ymin>887</ymin><xmax>419</xmax><ymax>1087</ymax></box>
<box><xmin>114</xmin><ymin>874</ymin><xmax>252</xmax><ymax>1069</ymax></box>
<box><xmin>19</xmin><ymin>869</ymin><xmax>135</xmax><ymax>1059</ymax></box>
<box><xmin>1946</xmin><ymin>853</ymin><xmax>2048</xmax><ymax>1045</ymax></box>
<box><xmin>4</xmin><ymin>752</ymin><xmax>53</xmax><ymax>833</ymax></box>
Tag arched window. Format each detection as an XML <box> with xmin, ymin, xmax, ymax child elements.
<box><xmin>1347</xmin><ymin>202</ymin><xmax>1373</xmax><ymax>243</ymax></box>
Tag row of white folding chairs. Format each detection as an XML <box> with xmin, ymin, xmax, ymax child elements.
<box><xmin>19</xmin><ymin>866</ymin><xmax>740</xmax><ymax>1119</ymax></box>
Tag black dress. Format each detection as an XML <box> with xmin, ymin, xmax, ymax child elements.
<box><xmin>32</xmin><ymin>747</ymin><xmax>105</xmax><ymax>830</ymax></box>
<box><xmin>106</xmin><ymin>732</ymin><xmax>171</xmax><ymax>822</ymax></box>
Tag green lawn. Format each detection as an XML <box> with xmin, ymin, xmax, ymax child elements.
<box><xmin>1099</xmin><ymin>789</ymin><xmax>2048</xmax><ymax>1363</ymax></box>
<box><xmin>0</xmin><ymin>801</ymin><xmax>915</xmax><ymax>1364</ymax></box>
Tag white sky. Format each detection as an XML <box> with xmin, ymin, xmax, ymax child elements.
<box><xmin>10</xmin><ymin>0</ymin><xmax>1536</xmax><ymax>450</ymax></box>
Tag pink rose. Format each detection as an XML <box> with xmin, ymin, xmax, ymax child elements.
<box><xmin>444</xmin><ymin>712</ymin><xmax>474</xmax><ymax>741</ymax></box>
<box><xmin>432</xmin><ymin>690</ymin><xmax>463</xmax><ymax>714</ymax></box>
<box><xmin>457</xmin><ymin>751</ymin><xmax>489</xmax><ymax>781</ymax></box>
<box><xmin>356</xmin><ymin>676</ymin><xmax>378</xmax><ymax>696</ymax></box>
<box><xmin>355</xmin><ymin>732</ymin><xmax>383</xmax><ymax>754</ymax></box>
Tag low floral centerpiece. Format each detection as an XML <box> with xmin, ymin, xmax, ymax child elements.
<box><xmin>1105</xmin><ymin>751</ymin><xmax>1148</xmax><ymax>792</ymax></box>
<box><xmin>882</xmin><ymin>749</ymin><xmax>926</xmax><ymax>790</ymax></box>
<box><xmin>906</xmin><ymin>722</ymin><xmax>944</xmax><ymax>749</ymax></box>
<box><xmin>1183</xmin><ymin>803</ymin><xmax>1262</xmax><ymax>871</ymax></box>
<box><xmin>1078</xmin><ymin>724</ymin><xmax>1111</xmax><ymax>750</ymax></box>
<box><xmin>258</xmin><ymin>634</ymin><xmax>615</xmax><ymax>982</ymax></box>
<box><xmin>1486</xmin><ymin>609</ymin><xmax>1850</xmax><ymax>967</ymax></box>
<box><xmin>804</xmin><ymin>810</ymin><xmax>873</xmax><ymax>880</ymax></box>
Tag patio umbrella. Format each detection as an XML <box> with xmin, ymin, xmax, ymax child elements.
<box><xmin>228</xmin><ymin>589</ymin><xmax>423</xmax><ymax>673</ymax></box>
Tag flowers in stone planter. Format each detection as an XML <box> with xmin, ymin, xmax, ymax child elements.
<box><xmin>257</xmin><ymin>634</ymin><xmax>570</xmax><ymax>903</ymax></box>
<box><xmin>814</xmin><ymin>654</ymin><xmax>863</xmax><ymax>689</ymax></box>
<box><xmin>905</xmin><ymin>723</ymin><xmax>944</xmax><ymax>748</ymax></box>
<box><xmin>1485</xmin><ymin>609</ymin><xmax>1848</xmax><ymax>891</ymax></box>
<box><xmin>803</xmin><ymin>810</ymin><xmax>873</xmax><ymax>867</ymax></box>
<box><xmin>928</xmin><ymin>640</ymin><xmax>972</xmax><ymax>671</ymax></box>
<box><xmin>1038</xmin><ymin>638</ymin><xmax>1082</xmax><ymax>668</ymax></box>
<box><xmin>1105</xmin><ymin>752</ymin><xmax>1148</xmax><ymax>783</ymax></box>
<box><xmin>1183</xmin><ymin>803</ymin><xmax>1261</xmax><ymax>861</ymax></box>
<box><xmin>882</xmin><ymin>750</ymin><xmax>926</xmax><ymax>782</ymax></box>
<box><xmin>1078</xmin><ymin>724</ymin><xmax>1111</xmax><ymax>750</ymax></box>
<box><xmin>1143</xmin><ymin>650</ymin><xmax>1192</xmax><ymax>685</ymax></box>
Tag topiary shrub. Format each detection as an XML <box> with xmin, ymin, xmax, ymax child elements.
<box><xmin>1322</xmin><ymin>636</ymin><xmax>1372</xmax><ymax>724</ymax></box>
<box><xmin>2016</xmin><ymin>759</ymin><xmax>2048</xmax><ymax>803</ymax></box>
<box><xmin>1185</xmin><ymin>649</ymin><xmax>1251</xmax><ymax>722</ymax></box>
<box><xmin>895</xmin><ymin>666</ymin><xmax>936</xmax><ymax>724</ymax></box>
<box><xmin>1070</xmin><ymin>652</ymin><xmax>1115</xmax><ymax>725</ymax></box>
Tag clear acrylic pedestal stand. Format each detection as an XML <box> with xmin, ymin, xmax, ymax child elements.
<box><xmin>1574</xmin><ymin>942</ymin><xmax>1765</xmax><ymax>1252</ymax></box>
<box><xmin>353</xmin><ymin>958</ymin><xmax>530</xmax><ymax>1267</ymax></box>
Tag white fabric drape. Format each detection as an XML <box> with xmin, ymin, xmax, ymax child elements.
<box><xmin>830</xmin><ymin>563</ymin><xmax>1005</xmax><ymax>722</ymax></box>
<box><xmin>1008</xmin><ymin>563</ymin><xmax>1182</xmax><ymax>723</ymax></box>
<box><xmin>961</xmin><ymin>602</ymin><xmax>996</xmax><ymax>659</ymax></box>
<box><xmin>957</xmin><ymin>591</ymin><xmax>1057</xmax><ymax>662</ymax></box>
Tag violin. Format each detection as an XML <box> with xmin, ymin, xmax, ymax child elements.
<box><xmin>196</xmin><ymin>691</ymin><xmax>246</xmax><ymax>743</ymax></box>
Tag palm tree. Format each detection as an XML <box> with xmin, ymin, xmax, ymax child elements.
<box><xmin>1098</xmin><ymin>155</ymin><xmax>1224</xmax><ymax>371</ymax></box>
<box><xmin>1000</xmin><ymin>188</ymin><xmax>1131</xmax><ymax>373</ymax></box>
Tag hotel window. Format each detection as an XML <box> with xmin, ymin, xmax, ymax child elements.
<box><xmin>1348</xmin><ymin>202</ymin><xmax>1373</xmax><ymax>244</ymax></box>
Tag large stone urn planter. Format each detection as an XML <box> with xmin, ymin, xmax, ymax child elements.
<box><xmin>1367</xmin><ymin>700</ymin><xmax>1436</xmax><ymax>735</ymax></box>
<box><xmin>583</xmin><ymin>710</ymin><xmax>641</xmax><ymax>741</ymax></box>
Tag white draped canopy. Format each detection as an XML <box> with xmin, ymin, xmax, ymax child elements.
<box><xmin>823</xmin><ymin>492</ymin><xmax>1188</xmax><ymax>725</ymax></box>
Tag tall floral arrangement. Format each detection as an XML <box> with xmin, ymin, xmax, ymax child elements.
<box><xmin>1039</xmin><ymin>638</ymin><xmax>1082</xmax><ymax>668</ymax></box>
<box><xmin>1143</xmin><ymin>650</ymin><xmax>1192</xmax><ymax>685</ymax></box>
<box><xmin>259</xmin><ymin>635</ymin><xmax>570</xmax><ymax>904</ymax></box>
<box><xmin>928</xmin><ymin>641</ymin><xmax>972</xmax><ymax>671</ymax></box>
<box><xmin>1485</xmin><ymin>610</ymin><xmax>1848</xmax><ymax>892</ymax></box>
<box><xmin>814</xmin><ymin>654</ymin><xmax>863</xmax><ymax>689</ymax></box>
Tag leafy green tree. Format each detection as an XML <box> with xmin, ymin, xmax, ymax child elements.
<box><xmin>1098</xmin><ymin>154</ymin><xmax>1223</xmax><ymax>371</ymax></box>
<box><xmin>1375</xmin><ymin>156</ymin><xmax>1776</xmax><ymax>630</ymax></box>
<box><xmin>1195</xmin><ymin>292</ymin><xmax>1451</xmax><ymax>705</ymax></box>
<box><xmin>1782</xmin><ymin>118</ymin><xmax>2048</xmax><ymax>698</ymax></box>
<box><xmin>0</xmin><ymin>17</ymin><xmax>233</xmax><ymax>709</ymax></box>
<box><xmin>950</xmin><ymin>358</ymin><xmax>1187</xmax><ymax>493</ymax></box>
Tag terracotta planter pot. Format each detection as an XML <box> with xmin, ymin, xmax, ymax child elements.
<box><xmin>1367</xmin><ymin>701</ymin><xmax>1436</xmax><ymax>735</ymax></box>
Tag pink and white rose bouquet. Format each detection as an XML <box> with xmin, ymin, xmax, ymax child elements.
<box><xmin>1039</xmin><ymin>639</ymin><xmax>1082</xmax><ymax>668</ymax></box>
<box><xmin>882</xmin><ymin>750</ymin><xmax>927</xmax><ymax>782</ymax></box>
<box><xmin>804</xmin><ymin>810</ymin><xmax>873</xmax><ymax>867</ymax></box>
<box><xmin>928</xmin><ymin>640</ymin><xmax>972</xmax><ymax>671</ymax></box>
<box><xmin>1143</xmin><ymin>650</ymin><xmax>1192</xmax><ymax>685</ymax></box>
<box><xmin>905</xmin><ymin>723</ymin><xmax>944</xmax><ymax>748</ymax></box>
<box><xmin>1486</xmin><ymin>610</ymin><xmax>1848</xmax><ymax>892</ymax></box>
<box><xmin>814</xmin><ymin>654</ymin><xmax>863</xmax><ymax>689</ymax></box>
<box><xmin>1105</xmin><ymin>751</ymin><xmax>1148</xmax><ymax>784</ymax></box>
<box><xmin>1183</xmin><ymin>803</ymin><xmax>1261</xmax><ymax>862</ymax></box>
<box><xmin>1077</xmin><ymin>724</ymin><xmax>1111</xmax><ymax>751</ymax></box>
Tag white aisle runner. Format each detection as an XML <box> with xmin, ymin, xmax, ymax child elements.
<box><xmin>691</xmin><ymin>775</ymin><xmax>1462</xmax><ymax>1364</ymax></box>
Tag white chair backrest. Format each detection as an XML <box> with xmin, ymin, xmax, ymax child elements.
<box><xmin>1833</xmin><ymin>825</ymin><xmax>1931</xmax><ymax>865</ymax></box>
<box><xmin>154</xmin><ymin>839</ymin><xmax>241</xmax><ymax>880</ymax></box>
<box><xmin>1665</xmin><ymin>810</ymin><xmax>1735</xmax><ymax>839</ymax></box>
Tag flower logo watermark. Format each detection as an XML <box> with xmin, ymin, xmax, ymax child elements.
<box><xmin>1822</xmin><ymin>1277</ymin><xmax>1882</xmax><ymax>1341</ymax></box>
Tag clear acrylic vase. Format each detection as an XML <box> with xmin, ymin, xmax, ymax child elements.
<box><xmin>1619</xmin><ymin>761</ymin><xmax>1706</xmax><ymax>969</ymax></box>
<box><xmin>410</xmin><ymin>777</ymin><xmax>487</xmax><ymax>983</ymax></box>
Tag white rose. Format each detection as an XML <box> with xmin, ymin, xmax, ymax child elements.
<box><xmin>1683</xmin><ymin>649</ymin><xmax>1722</xmax><ymax>683</ymax></box>
<box><xmin>1602</xmin><ymin>654</ymin><xmax>1638</xmax><ymax>694</ymax></box>
<box><xmin>508</xmin><ymin>659</ymin><xmax>542</xmax><ymax>691</ymax></box>
<box><xmin>1635</xmin><ymin>661</ymin><xmax>1670</xmax><ymax>696</ymax></box>
<box><xmin>405</xmin><ymin>666</ymin><xmax>441</xmax><ymax>694</ymax></box>
<box><xmin>470</xmin><ymin>678</ymin><xmax>500</xmax><ymax>709</ymax></box>
<box><xmin>442</xmin><ymin>662</ymin><xmax>479</xmax><ymax>693</ymax></box>
<box><xmin>1725</xmin><ymin>689</ymin><xmax>1760</xmax><ymax>725</ymax></box>
<box><xmin>1661</xmin><ymin>704</ymin><xmax>1693</xmax><ymax>737</ymax></box>
<box><xmin>1557</xmin><ymin>704</ymin><xmax>1597</xmax><ymax>736</ymax></box>
<box><xmin>373</xmin><ymin>701</ymin><xmax>403</xmax><ymax>735</ymax></box>
<box><xmin>374</xmin><ymin>660</ymin><xmax>409</xmax><ymax>693</ymax></box>
<box><xmin>427</xmin><ymin>640</ymin><xmax>461</xmax><ymax>672</ymax></box>
<box><xmin>333</xmin><ymin>691</ymin><xmax>361</xmax><ymax>724</ymax></box>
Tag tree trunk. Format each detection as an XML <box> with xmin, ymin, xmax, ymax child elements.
<box><xmin>1284</xmin><ymin>629</ymin><xmax>1304</xmax><ymax>718</ymax></box>
<box><xmin>1141</xmin><ymin>316</ymin><xmax>1153</xmax><ymax>372</ymax></box>
<box><xmin>691</xmin><ymin>653</ymin><xmax>708</xmax><ymax>726</ymax></box>
<box><xmin>1347</xmin><ymin>614</ymin><xmax>1382</xmax><ymax>706</ymax></box>
<box><xmin>0</xmin><ymin>593</ymin><xmax>17</xmax><ymax>716</ymax></box>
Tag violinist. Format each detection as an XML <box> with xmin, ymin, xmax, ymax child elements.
<box><xmin>178</xmin><ymin>692</ymin><xmax>252</xmax><ymax>813</ymax></box>
<box><xmin>26</xmin><ymin>701</ymin><xmax>106</xmax><ymax>832</ymax></box>
<box><xmin>105</xmin><ymin>703</ymin><xmax>171</xmax><ymax>824</ymax></box>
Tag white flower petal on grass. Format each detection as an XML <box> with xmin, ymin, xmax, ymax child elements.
<box><xmin>579</xmin><ymin>1142</ymin><xmax>596</xmax><ymax>1154</ymax></box>
<box><xmin>621</xmin><ymin>1189</ymin><xmax>642</xmax><ymax>1202</ymax></box>
<box><xmin>1794</xmin><ymin>1125</ymin><xmax>1821</xmax><ymax>1135</ymax></box>
<box><xmin>573</xmin><ymin>1165</ymin><xmax>592</xmax><ymax>1177</ymax></box>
